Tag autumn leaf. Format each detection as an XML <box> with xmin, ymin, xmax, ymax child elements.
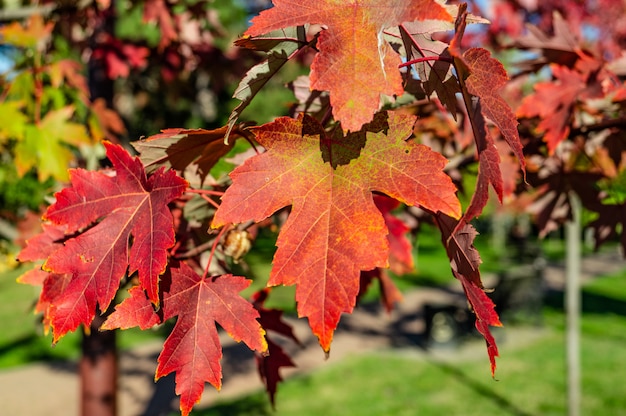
<box><xmin>358</xmin><ymin>268</ymin><xmax>403</xmax><ymax>313</ymax></box>
<box><xmin>212</xmin><ymin>111</ymin><xmax>460</xmax><ymax>351</ymax></box>
<box><xmin>132</xmin><ymin>125</ymin><xmax>239</xmax><ymax>183</ymax></box>
<box><xmin>41</xmin><ymin>142</ymin><xmax>187</xmax><ymax>341</ymax></box>
<box><xmin>229</xmin><ymin>27</ymin><xmax>312</xmax><ymax>138</ymax></box>
<box><xmin>143</xmin><ymin>0</ymin><xmax>177</xmax><ymax>50</ymax></box>
<box><xmin>517</xmin><ymin>64</ymin><xmax>587</xmax><ymax>154</ymax></box>
<box><xmin>16</xmin><ymin>223</ymin><xmax>70</xmax><ymax>334</ymax></box>
<box><xmin>435</xmin><ymin>213</ymin><xmax>500</xmax><ymax>376</ymax></box>
<box><xmin>88</xmin><ymin>98</ymin><xmax>127</xmax><ymax>142</ymax></box>
<box><xmin>398</xmin><ymin>7</ymin><xmax>488</xmax><ymax>118</ymax></box>
<box><xmin>245</xmin><ymin>0</ymin><xmax>452</xmax><ymax>132</ymax></box>
<box><xmin>252</xmin><ymin>289</ymin><xmax>300</xmax><ymax>406</ymax></box>
<box><xmin>513</xmin><ymin>12</ymin><xmax>583</xmax><ymax>70</ymax></box>
<box><xmin>92</xmin><ymin>35</ymin><xmax>150</xmax><ymax>79</ymax></box>
<box><xmin>448</xmin><ymin>8</ymin><xmax>525</xmax><ymax>221</ymax></box>
<box><xmin>48</xmin><ymin>60</ymin><xmax>89</xmax><ymax>98</ymax></box>
<box><xmin>374</xmin><ymin>194</ymin><xmax>414</xmax><ymax>275</ymax></box>
<box><xmin>15</xmin><ymin>106</ymin><xmax>92</xmax><ymax>181</ymax></box>
<box><xmin>256</xmin><ymin>338</ymin><xmax>296</xmax><ymax>408</ymax></box>
<box><xmin>0</xmin><ymin>101</ymin><xmax>28</xmax><ymax>143</ymax></box>
<box><xmin>0</xmin><ymin>13</ymin><xmax>53</xmax><ymax>51</ymax></box>
<box><xmin>104</xmin><ymin>262</ymin><xmax>268</xmax><ymax>416</ymax></box>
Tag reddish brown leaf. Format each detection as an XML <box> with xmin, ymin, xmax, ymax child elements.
<box><xmin>513</xmin><ymin>12</ymin><xmax>583</xmax><ymax>69</ymax></box>
<box><xmin>252</xmin><ymin>289</ymin><xmax>300</xmax><ymax>406</ymax></box>
<box><xmin>16</xmin><ymin>222</ymin><xmax>67</xmax><ymax>264</ymax></box>
<box><xmin>358</xmin><ymin>268</ymin><xmax>403</xmax><ymax>313</ymax></box>
<box><xmin>435</xmin><ymin>213</ymin><xmax>501</xmax><ymax>376</ymax></box>
<box><xmin>100</xmin><ymin>286</ymin><xmax>162</xmax><ymax>330</ymax></box>
<box><xmin>464</xmin><ymin>100</ymin><xmax>504</xmax><ymax>222</ymax></box>
<box><xmin>448</xmin><ymin>9</ymin><xmax>525</xmax><ymax>222</ymax></box>
<box><xmin>374</xmin><ymin>194</ymin><xmax>414</xmax><ymax>275</ymax></box>
<box><xmin>463</xmin><ymin>47</ymin><xmax>525</xmax><ymax>172</ymax></box>
<box><xmin>399</xmin><ymin>7</ymin><xmax>487</xmax><ymax>117</ymax></box>
<box><xmin>41</xmin><ymin>142</ymin><xmax>187</xmax><ymax>341</ymax></box>
<box><xmin>256</xmin><ymin>338</ymin><xmax>296</xmax><ymax>408</ymax></box>
<box><xmin>132</xmin><ymin>126</ymin><xmax>238</xmax><ymax>182</ymax></box>
<box><xmin>212</xmin><ymin>111</ymin><xmax>460</xmax><ymax>351</ymax></box>
<box><xmin>245</xmin><ymin>0</ymin><xmax>452</xmax><ymax>132</ymax></box>
<box><xmin>89</xmin><ymin>98</ymin><xmax>127</xmax><ymax>142</ymax></box>
<box><xmin>229</xmin><ymin>27</ymin><xmax>311</xmax><ymax>137</ymax></box>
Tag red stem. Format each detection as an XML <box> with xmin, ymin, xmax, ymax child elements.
<box><xmin>33</xmin><ymin>52</ymin><xmax>43</xmax><ymax>124</ymax></box>
<box><xmin>202</xmin><ymin>225</ymin><xmax>230</xmax><ymax>279</ymax></box>
<box><xmin>187</xmin><ymin>189</ymin><xmax>225</xmax><ymax>196</ymax></box>
<box><xmin>399</xmin><ymin>55</ymin><xmax>453</xmax><ymax>69</ymax></box>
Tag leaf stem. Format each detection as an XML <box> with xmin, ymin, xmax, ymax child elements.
<box><xmin>188</xmin><ymin>188</ymin><xmax>224</xmax><ymax>197</ymax></box>
<box><xmin>203</xmin><ymin>225</ymin><xmax>230</xmax><ymax>279</ymax></box>
<box><xmin>187</xmin><ymin>188</ymin><xmax>223</xmax><ymax>210</ymax></box>
<box><xmin>399</xmin><ymin>55</ymin><xmax>454</xmax><ymax>69</ymax></box>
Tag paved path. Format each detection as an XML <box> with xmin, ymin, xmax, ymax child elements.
<box><xmin>1</xmin><ymin>249</ymin><xmax>624</xmax><ymax>416</ymax></box>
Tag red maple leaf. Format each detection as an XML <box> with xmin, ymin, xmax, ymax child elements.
<box><xmin>517</xmin><ymin>64</ymin><xmax>587</xmax><ymax>154</ymax></box>
<box><xmin>435</xmin><ymin>213</ymin><xmax>501</xmax><ymax>376</ymax></box>
<box><xmin>104</xmin><ymin>262</ymin><xmax>268</xmax><ymax>416</ymax></box>
<box><xmin>41</xmin><ymin>142</ymin><xmax>187</xmax><ymax>341</ymax></box>
<box><xmin>212</xmin><ymin>111</ymin><xmax>460</xmax><ymax>351</ymax></box>
<box><xmin>245</xmin><ymin>0</ymin><xmax>452</xmax><ymax>132</ymax></box>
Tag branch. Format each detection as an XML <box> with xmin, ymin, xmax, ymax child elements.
<box><xmin>570</xmin><ymin>117</ymin><xmax>626</xmax><ymax>137</ymax></box>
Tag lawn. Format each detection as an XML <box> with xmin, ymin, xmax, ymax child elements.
<box><xmin>183</xmin><ymin>267</ymin><xmax>626</xmax><ymax>416</ymax></box>
<box><xmin>2</xmin><ymin>228</ymin><xmax>625</xmax><ymax>416</ymax></box>
<box><xmin>0</xmin><ymin>265</ymin><xmax>163</xmax><ymax>368</ymax></box>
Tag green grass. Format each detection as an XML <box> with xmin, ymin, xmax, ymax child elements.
<box><xmin>0</xmin><ymin>266</ymin><xmax>81</xmax><ymax>367</ymax></box>
<box><xmin>186</xmin><ymin>267</ymin><xmax>626</xmax><ymax>416</ymax></box>
<box><xmin>0</xmin><ymin>265</ymin><xmax>164</xmax><ymax>368</ymax></box>
<box><xmin>191</xmin><ymin>326</ymin><xmax>626</xmax><ymax>416</ymax></box>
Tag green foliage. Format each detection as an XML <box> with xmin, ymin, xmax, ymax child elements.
<box><xmin>0</xmin><ymin>162</ymin><xmax>54</xmax><ymax>214</ymax></box>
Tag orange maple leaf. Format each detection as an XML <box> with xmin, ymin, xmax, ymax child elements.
<box><xmin>245</xmin><ymin>0</ymin><xmax>452</xmax><ymax>132</ymax></box>
<box><xmin>212</xmin><ymin>111</ymin><xmax>460</xmax><ymax>351</ymax></box>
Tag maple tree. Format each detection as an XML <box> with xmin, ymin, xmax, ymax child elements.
<box><xmin>8</xmin><ymin>0</ymin><xmax>626</xmax><ymax>415</ymax></box>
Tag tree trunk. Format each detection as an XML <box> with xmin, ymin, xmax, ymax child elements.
<box><xmin>80</xmin><ymin>312</ymin><xmax>118</xmax><ymax>416</ymax></box>
<box><xmin>565</xmin><ymin>194</ymin><xmax>582</xmax><ymax>416</ymax></box>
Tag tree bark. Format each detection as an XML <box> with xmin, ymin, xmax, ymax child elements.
<box><xmin>80</xmin><ymin>312</ymin><xmax>118</xmax><ymax>416</ymax></box>
<box><xmin>565</xmin><ymin>194</ymin><xmax>582</xmax><ymax>416</ymax></box>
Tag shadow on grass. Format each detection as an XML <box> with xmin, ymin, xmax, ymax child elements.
<box><xmin>190</xmin><ymin>394</ymin><xmax>272</xmax><ymax>416</ymax></box>
<box><xmin>544</xmin><ymin>289</ymin><xmax>626</xmax><ymax>317</ymax></box>
<box><xmin>0</xmin><ymin>333</ymin><xmax>80</xmax><ymax>368</ymax></box>
<box><xmin>428</xmin><ymin>359</ymin><xmax>536</xmax><ymax>416</ymax></box>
